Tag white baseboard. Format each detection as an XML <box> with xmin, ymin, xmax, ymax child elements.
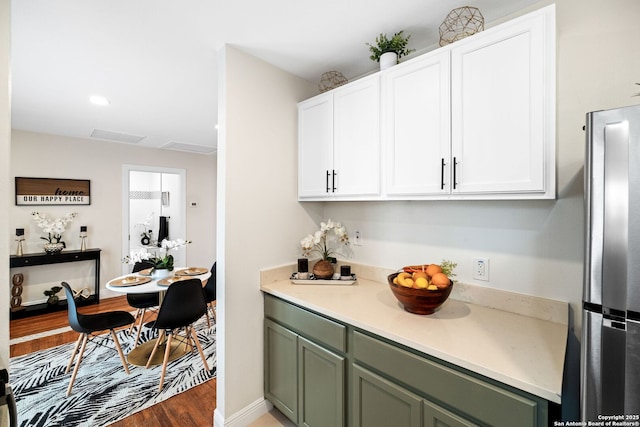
<box><xmin>214</xmin><ymin>398</ymin><xmax>273</xmax><ymax>427</ymax></box>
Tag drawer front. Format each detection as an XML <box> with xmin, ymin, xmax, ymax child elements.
<box><xmin>264</xmin><ymin>294</ymin><xmax>346</xmax><ymax>353</ymax></box>
<box><xmin>353</xmin><ymin>331</ymin><xmax>539</xmax><ymax>427</ymax></box>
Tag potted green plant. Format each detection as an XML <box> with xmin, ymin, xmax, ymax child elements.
<box><xmin>44</xmin><ymin>286</ymin><xmax>62</xmax><ymax>305</ymax></box>
<box><xmin>366</xmin><ymin>30</ymin><xmax>415</xmax><ymax>70</ymax></box>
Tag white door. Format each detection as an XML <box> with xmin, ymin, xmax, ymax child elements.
<box><xmin>122</xmin><ymin>165</ymin><xmax>186</xmax><ymax>275</ymax></box>
<box><xmin>383</xmin><ymin>51</ymin><xmax>451</xmax><ymax>196</ymax></box>
<box><xmin>333</xmin><ymin>75</ymin><xmax>381</xmax><ymax>198</ymax></box>
<box><xmin>451</xmin><ymin>9</ymin><xmax>553</xmax><ymax>196</ymax></box>
<box><xmin>298</xmin><ymin>94</ymin><xmax>334</xmax><ymax>198</ymax></box>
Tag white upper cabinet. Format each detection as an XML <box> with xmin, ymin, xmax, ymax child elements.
<box><xmin>298</xmin><ymin>5</ymin><xmax>555</xmax><ymax>201</ymax></box>
<box><xmin>333</xmin><ymin>76</ymin><xmax>381</xmax><ymax>198</ymax></box>
<box><xmin>298</xmin><ymin>94</ymin><xmax>334</xmax><ymax>198</ymax></box>
<box><xmin>298</xmin><ymin>75</ymin><xmax>380</xmax><ymax>200</ymax></box>
<box><xmin>383</xmin><ymin>50</ymin><xmax>451</xmax><ymax>196</ymax></box>
<box><xmin>450</xmin><ymin>6</ymin><xmax>555</xmax><ymax>198</ymax></box>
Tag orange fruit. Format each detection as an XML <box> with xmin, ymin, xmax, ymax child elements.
<box><xmin>426</xmin><ymin>264</ymin><xmax>442</xmax><ymax>278</ymax></box>
<box><xmin>431</xmin><ymin>272</ymin><xmax>450</xmax><ymax>289</ymax></box>
<box><xmin>412</xmin><ymin>271</ymin><xmax>428</xmax><ymax>280</ymax></box>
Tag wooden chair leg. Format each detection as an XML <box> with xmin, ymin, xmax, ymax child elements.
<box><xmin>128</xmin><ymin>309</ymin><xmax>142</xmax><ymax>334</ymax></box>
<box><xmin>65</xmin><ymin>334</ymin><xmax>84</xmax><ymax>374</ymax></box>
<box><xmin>184</xmin><ymin>326</ymin><xmax>195</xmax><ymax>353</ymax></box>
<box><xmin>205</xmin><ymin>302</ymin><xmax>216</xmax><ymax>328</ymax></box>
<box><xmin>110</xmin><ymin>329</ymin><xmax>130</xmax><ymax>374</ymax></box>
<box><xmin>133</xmin><ymin>308</ymin><xmax>147</xmax><ymax>347</ymax></box>
<box><xmin>159</xmin><ymin>333</ymin><xmax>174</xmax><ymax>391</ymax></box>
<box><xmin>67</xmin><ymin>334</ymin><xmax>88</xmax><ymax>396</ymax></box>
<box><xmin>145</xmin><ymin>330</ymin><xmax>165</xmax><ymax>369</ymax></box>
<box><xmin>190</xmin><ymin>327</ymin><xmax>210</xmax><ymax>371</ymax></box>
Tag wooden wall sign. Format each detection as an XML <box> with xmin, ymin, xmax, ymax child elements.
<box><xmin>15</xmin><ymin>177</ymin><xmax>91</xmax><ymax>205</ymax></box>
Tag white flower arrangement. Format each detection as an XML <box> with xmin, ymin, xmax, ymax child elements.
<box><xmin>300</xmin><ymin>219</ymin><xmax>350</xmax><ymax>262</ymax></box>
<box><xmin>123</xmin><ymin>238</ymin><xmax>191</xmax><ymax>270</ymax></box>
<box><xmin>31</xmin><ymin>211</ymin><xmax>78</xmax><ymax>243</ymax></box>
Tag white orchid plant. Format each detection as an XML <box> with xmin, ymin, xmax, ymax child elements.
<box><xmin>123</xmin><ymin>238</ymin><xmax>191</xmax><ymax>271</ymax></box>
<box><xmin>300</xmin><ymin>219</ymin><xmax>350</xmax><ymax>263</ymax></box>
<box><xmin>31</xmin><ymin>211</ymin><xmax>78</xmax><ymax>244</ymax></box>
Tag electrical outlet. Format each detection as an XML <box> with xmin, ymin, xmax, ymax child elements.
<box><xmin>472</xmin><ymin>257</ymin><xmax>489</xmax><ymax>281</ymax></box>
<box><xmin>353</xmin><ymin>230</ymin><xmax>363</xmax><ymax>246</ymax></box>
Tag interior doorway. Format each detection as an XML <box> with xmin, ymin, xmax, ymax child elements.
<box><xmin>121</xmin><ymin>165</ymin><xmax>187</xmax><ymax>275</ymax></box>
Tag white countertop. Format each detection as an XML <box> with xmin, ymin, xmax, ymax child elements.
<box><xmin>260</xmin><ymin>264</ymin><xmax>568</xmax><ymax>404</ymax></box>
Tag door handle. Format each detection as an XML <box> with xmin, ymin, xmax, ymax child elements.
<box><xmin>453</xmin><ymin>157</ymin><xmax>458</xmax><ymax>190</ymax></box>
<box><xmin>326</xmin><ymin>170</ymin><xmax>330</xmax><ymax>193</ymax></box>
<box><xmin>332</xmin><ymin>170</ymin><xmax>337</xmax><ymax>192</ymax></box>
<box><xmin>440</xmin><ymin>158</ymin><xmax>445</xmax><ymax>190</ymax></box>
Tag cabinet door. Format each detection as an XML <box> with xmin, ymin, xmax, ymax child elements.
<box><xmin>451</xmin><ymin>8</ymin><xmax>554</xmax><ymax>197</ymax></box>
<box><xmin>333</xmin><ymin>76</ymin><xmax>381</xmax><ymax>197</ymax></box>
<box><xmin>264</xmin><ymin>319</ymin><xmax>298</xmax><ymax>424</ymax></box>
<box><xmin>384</xmin><ymin>51</ymin><xmax>451</xmax><ymax>196</ymax></box>
<box><xmin>423</xmin><ymin>400</ymin><xmax>479</xmax><ymax>427</ymax></box>
<box><xmin>352</xmin><ymin>364</ymin><xmax>421</xmax><ymax>427</ymax></box>
<box><xmin>298</xmin><ymin>337</ymin><xmax>345</xmax><ymax>427</ymax></box>
<box><xmin>298</xmin><ymin>93</ymin><xmax>334</xmax><ymax>198</ymax></box>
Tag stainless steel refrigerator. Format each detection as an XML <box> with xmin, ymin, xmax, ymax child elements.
<box><xmin>582</xmin><ymin>104</ymin><xmax>640</xmax><ymax>421</ymax></box>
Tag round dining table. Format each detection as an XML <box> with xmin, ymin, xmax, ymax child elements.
<box><xmin>106</xmin><ymin>267</ymin><xmax>212</xmax><ymax>366</ymax></box>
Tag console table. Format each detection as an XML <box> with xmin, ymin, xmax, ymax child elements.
<box><xmin>9</xmin><ymin>248</ymin><xmax>101</xmax><ymax>319</ymax></box>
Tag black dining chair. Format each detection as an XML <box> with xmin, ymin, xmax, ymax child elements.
<box><xmin>145</xmin><ymin>278</ymin><xmax>210</xmax><ymax>391</ymax></box>
<box><xmin>203</xmin><ymin>262</ymin><xmax>217</xmax><ymax>327</ymax></box>
<box><xmin>61</xmin><ymin>281</ymin><xmax>135</xmax><ymax>396</ymax></box>
<box><xmin>128</xmin><ymin>261</ymin><xmax>160</xmax><ymax>347</ymax></box>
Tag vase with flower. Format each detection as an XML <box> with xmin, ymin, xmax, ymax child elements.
<box><xmin>31</xmin><ymin>211</ymin><xmax>78</xmax><ymax>254</ymax></box>
<box><xmin>300</xmin><ymin>219</ymin><xmax>351</xmax><ymax>279</ymax></box>
<box><xmin>123</xmin><ymin>238</ymin><xmax>191</xmax><ymax>277</ymax></box>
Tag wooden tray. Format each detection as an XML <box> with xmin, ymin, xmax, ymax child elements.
<box><xmin>157</xmin><ymin>276</ymin><xmax>193</xmax><ymax>286</ymax></box>
<box><xmin>175</xmin><ymin>267</ymin><xmax>209</xmax><ymax>276</ymax></box>
<box><xmin>109</xmin><ymin>276</ymin><xmax>152</xmax><ymax>287</ymax></box>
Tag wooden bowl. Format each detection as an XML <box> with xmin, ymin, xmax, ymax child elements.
<box><xmin>387</xmin><ymin>272</ymin><xmax>453</xmax><ymax>315</ymax></box>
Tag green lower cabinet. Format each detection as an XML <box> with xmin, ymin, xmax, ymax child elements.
<box><xmin>264</xmin><ymin>295</ymin><xmax>552</xmax><ymax>427</ymax></box>
<box><xmin>353</xmin><ymin>364</ymin><xmax>422</xmax><ymax>427</ymax></box>
<box><xmin>299</xmin><ymin>337</ymin><xmax>345</xmax><ymax>427</ymax></box>
<box><xmin>264</xmin><ymin>317</ymin><xmax>346</xmax><ymax>427</ymax></box>
<box><xmin>264</xmin><ymin>319</ymin><xmax>299</xmax><ymax>423</ymax></box>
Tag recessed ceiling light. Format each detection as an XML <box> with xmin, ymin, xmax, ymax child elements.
<box><xmin>89</xmin><ymin>95</ymin><xmax>110</xmax><ymax>106</ymax></box>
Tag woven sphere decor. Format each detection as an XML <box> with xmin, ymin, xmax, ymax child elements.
<box><xmin>318</xmin><ymin>71</ymin><xmax>348</xmax><ymax>93</ymax></box>
<box><xmin>439</xmin><ymin>6</ymin><xmax>485</xmax><ymax>47</ymax></box>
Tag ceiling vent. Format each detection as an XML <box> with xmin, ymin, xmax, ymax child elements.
<box><xmin>90</xmin><ymin>129</ymin><xmax>146</xmax><ymax>144</ymax></box>
<box><xmin>162</xmin><ymin>141</ymin><xmax>216</xmax><ymax>154</ymax></box>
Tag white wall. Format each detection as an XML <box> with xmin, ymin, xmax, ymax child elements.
<box><xmin>1</xmin><ymin>0</ymin><xmax>11</xmax><ymax>363</ymax></box>
<box><xmin>215</xmin><ymin>45</ymin><xmax>317</xmax><ymax>424</ymax></box>
<box><xmin>9</xmin><ymin>130</ymin><xmax>217</xmax><ymax>300</ymax></box>
<box><xmin>322</xmin><ymin>0</ymin><xmax>640</xmax><ymax>418</ymax></box>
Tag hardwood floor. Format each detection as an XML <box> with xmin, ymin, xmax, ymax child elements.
<box><xmin>10</xmin><ymin>296</ymin><xmax>217</xmax><ymax>426</ymax></box>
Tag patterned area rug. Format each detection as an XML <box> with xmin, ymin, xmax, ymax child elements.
<box><xmin>10</xmin><ymin>317</ymin><xmax>216</xmax><ymax>427</ymax></box>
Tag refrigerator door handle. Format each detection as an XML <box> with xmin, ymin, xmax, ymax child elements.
<box><xmin>601</xmin><ymin>320</ymin><xmax>626</xmax><ymax>416</ymax></box>
<box><xmin>602</xmin><ymin>119</ymin><xmax>630</xmax><ymax>311</ymax></box>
